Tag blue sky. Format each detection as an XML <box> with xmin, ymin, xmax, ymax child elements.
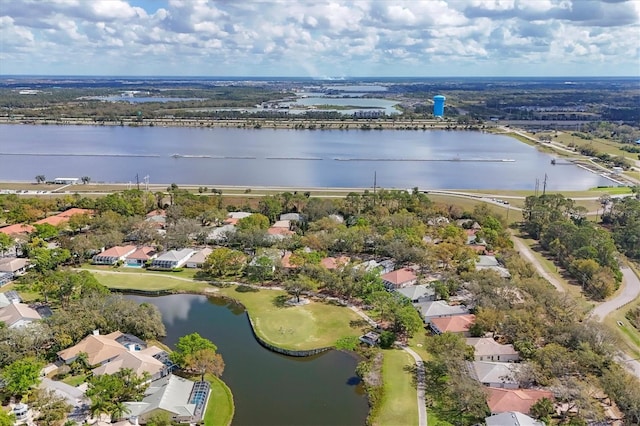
<box><xmin>1</xmin><ymin>0</ymin><xmax>639</xmax><ymax>77</ymax></box>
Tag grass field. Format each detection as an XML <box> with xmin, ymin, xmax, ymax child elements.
<box><xmin>204</xmin><ymin>374</ymin><xmax>235</xmax><ymax>426</ymax></box>
<box><xmin>83</xmin><ymin>264</ymin><xmax>199</xmax><ymax>280</ymax></box>
<box><xmin>61</xmin><ymin>373</ymin><xmax>89</xmax><ymax>387</ymax></box>
<box><xmin>372</xmin><ymin>349</ymin><xmax>418</xmax><ymax>426</ymax></box>
<box><xmin>218</xmin><ymin>286</ymin><xmax>365</xmax><ymax>351</ymax></box>
<box><xmin>90</xmin><ymin>270</ymin><xmax>210</xmax><ymax>293</ymax></box>
<box><xmin>603</xmin><ymin>302</ymin><xmax>640</xmax><ymax>360</ymax></box>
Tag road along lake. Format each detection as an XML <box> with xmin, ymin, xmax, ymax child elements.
<box><xmin>126</xmin><ymin>293</ymin><xmax>369</xmax><ymax>426</ymax></box>
<box><xmin>0</xmin><ymin>124</ymin><xmax>612</xmax><ymax>190</ymax></box>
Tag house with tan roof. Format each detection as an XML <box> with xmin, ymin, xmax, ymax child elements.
<box><xmin>125</xmin><ymin>246</ymin><xmax>157</xmax><ymax>267</ymax></box>
<box><xmin>267</xmin><ymin>220</ymin><xmax>295</xmax><ymax>240</ymax></box>
<box><xmin>34</xmin><ymin>208</ymin><xmax>92</xmax><ymax>227</ymax></box>
<box><xmin>466</xmin><ymin>338</ymin><xmax>520</xmax><ymax>362</ymax></box>
<box><xmin>381</xmin><ymin>268</ymin><xmax>417</xmax><ymax>289</ymax></box>
<box><xmin>486</xmin><ymin>387</ymin><xmax>553</xmax><ymax>415</ymax></box>
<box><xmin>430</xmin><ymin>314</ymin><xmax>475</xmax><ymax>335</ymax></box>
<box><xmin>92</xmin><ymin>346</ymin><xmax>169</xmax><ymax>381</ymax></box>
<box><xmin>185</xmin><ymin>247</ymin><xmax>213</xmax><ymax>268</ymax></box>
<box><xmin>0</xmin><ymin>301</ymin><xmax>42</xmax><ymax>328</ymax></box>
<box><xmin>0</xmin><ymin>257</ymin><xmax>30</xmax><ymax>277</ymax></box>
<box><xmin>93</xmin><ymin>245</ymin><xmax>137</xmax><ymax>265</ymax></box>
<box><xmin>57</xmin><ymin>330</ymin><xmax>129</xmax><ymax>366</ymax></box>
<box><xmin>145</xmin><ymin>210</ymin><xmax>167</xmax><ymax>229</ymax></box>
<box><xmin>0</xmin><ymin>223</ymin><xmax>35</xmax><ymax>237</ymax></box>
<box><xmin>320</xmin><ymin>256</ymin><xmax>350</xmax><ymax>270</ymax></box>
<box><xmin>470</xmin><ymin>361</ymin><xmax>521</xmax><ymax>389</ymax></box>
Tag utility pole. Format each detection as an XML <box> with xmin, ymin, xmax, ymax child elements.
<box><xmin>542</xmin><ymin>173</ymin><xmax>548</xmax><ymax>196</ymax></box>
<box><xmin>535</xmin><ymin>178</ymin><xmax>539</xmax><ymax>197</ymax></box>
<box><xmin>136</xmin><ymin>173</ymin><xmax>140</xmax><ymax>191</ymax></box>
<box><xmin>373</xmin><ymin>171</ymin><xmax>377</xmax><ymax>207</ymax></box>
<box><xmin>144</xmin><ymin>175</ymin><xmax>150</xmax><ymax>191</ymax></box>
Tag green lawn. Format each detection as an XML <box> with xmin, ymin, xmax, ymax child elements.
<box><xmin>203</xmin><ymin>374</ymin><xmax>234</xmax><ymax>426</ymax></box>
<box><xmin>61</xmin><ymin>373</ymin><xmax>89</xmax><ymax>387</ymax></box>
<box><xmin>603</xmin><ymin>302</ymin><xmax>640</xmax><ymax>360</ymax></box>
<box><xmin>0</xmin><ymin>282</ymin><xmax>40</xmax><ymax>302</ymax></box>
<box><xmin>218</xmin><ymin>286</ymin><xmax>366</xmax><ymax>351</ymax></box>
<box><xmin>372</xmin><ymin>349</ymin><xmax>418</xmax><ymax>426</ymax></box>
<box><xmin>82</xmin><ymin>264</ymin><xmax>199</xmax><ymax>279</ymax></box>
<box><xmin>89</xmin><ymin>270</ymin><xmax>210</xmax><ymax>293</ymax></box>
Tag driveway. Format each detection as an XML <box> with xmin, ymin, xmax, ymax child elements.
<box><xmin>511</xmin><ymin>236</ymin><xmax>565</xmax><ymax>293</ymax></box>
<box><xmin>40</xmin><ymin>377</ymin><xmax>90</xmax><ymax>421</ymax></box>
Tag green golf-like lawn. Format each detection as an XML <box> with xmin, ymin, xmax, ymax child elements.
<box><xmin>204</xmin><ymin>374</ymin><xmax>234</xmax><ymax>426</ymax></box>
<box><xmin>373</xmin><ymin>348</ymin><xmax>418</xmax><ymax>426</ymax></box>
<box><xmin>89</xmin><ymin>270</ymin><xmax>210</xmax><ymax>293</ymax></box>
<box><xmin>218</xmin><ymin>286</ymin><xmax>366</xmax><ymax>351</ymax></box>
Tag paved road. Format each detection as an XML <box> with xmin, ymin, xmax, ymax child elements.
<box><xmin>511</xmin><ymin>235</ymin><xmax>565</xmax><ymax>293</ymax></box>
<box><xmin>590</xmin><ymin>267</ymin><xmax>640</xmax><ymax>322</ymax></box>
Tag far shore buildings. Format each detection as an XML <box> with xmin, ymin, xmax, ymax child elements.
<box><xmin>125</xmin><ymin>246</ymin><xmax>157</xmax><ymax>267</ymax></box>
<box><xmin>381</xmin><ymin>267</ymin><xmax>417</xmax><ymax>289</ymax></box>
<box><xmin>486</xmin><ymin>388</ymin><xmax>554</xmax><ymax>415</ymax></box>
<box><xmin>466</xmin><ymin>337</ymin><xmax>520</xmax><ymax>362</ymax></box>
<box><xmin>57</xmin><ymin>330</ymin><xmax>148</xmax><ymax>367</ymax></box>
<box><xmin>0</xmin><ymin>301</ymin><xmax>42</xmax><ymax>328</ymax></box>
<box><xmin>430</xmin><ymin>313</ymin><xmax>476</xmax><ymax>335</ymax></box>
<box><xmin>93</xmin><ymin>245</ymin><xmax>137</xmax><ymax>265</ymax></box>
<box><xmin>185</xmin><ymin>247</ymin><xmax>212</xmax><ymax>268</ymax></box>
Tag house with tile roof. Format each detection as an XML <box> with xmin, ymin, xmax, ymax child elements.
<box><xmin>123</xmin><ymin>375</ymin><xmax>209</xmax><ymax>424</ymax></box>
<box><xmin>320</xmin><ymin>256</ymin><xmax>350</xmax><ymax>270</ymax></box>
<box><xmin>57</xmin><ymin>330</ymin><xmax>128</xmax><ymax>366</ymax></box>
<box><xmin>414</xmin><ymin>300</ymin><xmax>469</xmax><ymax>324</ymax></box>
<box><xmin>185</xmin><ymin>247</ymin><xmax>212</xmax><ymax>268</ymax></box>
<box><xmin>396</xmin><ymin>284</ymin><xmax>436</xmax><ymax>303</ymax></box>
<box><xmin>93</xmin><ymin>245</ymin><xmax>137</xmax><ymax>265</ymax></box>
<box><xmin>430</xmin><ymin>314</ymin><xmax>475</xmax><ymax>335</ymax></box>
<box><xmin>0</xmin><ymin>257</ymin><xmax>30</xmax><ymax>277</ymax></box>
<box><xmin>34</xmin><ymin>208</ymin><xmax>92</xmax><ymax>227</ymax></box>
<box><xmin>92</xmin><ymin>346</ymin><xmax>169</xmax><ymax>381</ymax></box>
<box><xmin>470</xmin><ymin>361</ymin><xmax>521</xmax><ymax>389</ymax></box>
<box><xmin>466</xmin><ymin>338</ymin><xmax>520</xmax><ymax>362</ymax></box>
<box><xmin>486</xmin><ymin>388</ymin><xmax>553</xmax><ymax>415</ymax></box>
<box><xmin>0</xmin><ymin>301</ymin><xmax>42</xmax><ymax>328</ymax></box>
<box><xmin>125</xmin><ymin>247</ymin><xmax>157</xmax><ymax>267</ymax></box>
<box><xmin>485</xmin><ymin>411</ymin><xmax>544</xmax><ymax>426</ymax></box>
<box><xmin>150</xmin><ymin>249</ymin><xmax>195</xmax><ymax>269</ymax></box>
<box><xmin>381</xmin><ymin>267</ymin><xmax>417</xmax><ymax>289</ymax></box>
<box><xmin>0</xmin><ymin>223</ymin><xmax>35</xmax><ymax>237</ymax></box>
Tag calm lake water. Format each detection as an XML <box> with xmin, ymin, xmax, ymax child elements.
<box><xmin>0</xmin><ymin>124</ymin><xmax>611</xmax><ymax>190</ymax></box>
<box><xmin>126</xmin><ymin>293</ymin><xmax>369</xmax><ymax>426</ymax></box>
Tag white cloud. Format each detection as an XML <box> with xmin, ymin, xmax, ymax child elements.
<box><xmin>0</xmin><ymin>0</ymin><xmax>637</xmax><ymax>76</ymax></box>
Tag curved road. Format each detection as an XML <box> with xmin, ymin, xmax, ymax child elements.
<box><xmin>591</xmin><ymin>267</ymin><xmax>640</xmax><ymax>322</ymax></box>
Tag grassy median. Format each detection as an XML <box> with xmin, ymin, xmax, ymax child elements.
<box><xmin>372</xmin><ymin>349</ymin><xmax>418</xmax><ymax>426</ymax></box>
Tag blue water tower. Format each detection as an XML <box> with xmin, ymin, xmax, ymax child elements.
<box><xmin>433</xmin><ymin>95</ymin><xmax>446</xmax><ymax>117</ymax></box>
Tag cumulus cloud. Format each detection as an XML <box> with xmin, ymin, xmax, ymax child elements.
<box><xmin>0</xmin><ymin>0</ymin><xmax>638</xmax><ymax>76</ymax></box>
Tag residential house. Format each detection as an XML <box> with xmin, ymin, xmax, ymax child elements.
<box><xmin>357</xmin><ymin>259</ymin><xmax>395</xmax><ymax>274</ymax></box>
<box><xmin>430</xmin><ymin>314</ymin><xmax>475</xmax><ymax>336</ymax></box>
<box><xmin>0</xmin><ymin>223</ymin><xmax>34</xmax><ymax>237</ymax></box>
<box><xmin>93</xmin><ymin>245</ymin><xmax>137</xmax><ymax>265</ymax></box>
<box><xmin>0</xmin><ymin>257</ymin><xmax>29</xmax><ymax>278</ymax></box>
<box><xmin>485</xmin><ymin>412</ymin><xmax>544</xmax><ymax>426</ymax></box>
<box><xmin>185</xmin><ymin>248</ymin><xmax>212</xmax><ymax>268</ymax></box>
<box><xmin>470</xmin><ymin>361</ymin><xmax>521</xmax><ymax>389</ymax></box>
<box><xmin>359</xmin><ymin>332</ymin><xmax>381</xmax><ymax>346</ymax></box>
<box><xmin>320</xmin><ymin>256</ymin><xmax>350</xmax><ymax>270</ymax></box>
<box><xmin>466</xmin><ymin>338</ymin><xmax>520</xmax><ymax>362</ymax></box>
<box><xmin>476</xmin><ymin>255</ymin><xmax>511</xmax><ymax>278</ymax></box>
<box><xmin>267</xmin><ymin>220</ymin><xmax>295</xmax><ymax>239</ymax></box>
<box><xmin>125</xmin><ymin>247</ymin><xmax>157</xmax><ymax>267</ymax></box>
<box><xmin>381</xmin><ymin>268</ymin><xmax>417</xmax><ymax>289</ymax></box>
<box><xmin>57</xmin><ymin>330</ymin><xmax>146</xmax><ymax>366</ymax></box>
<box><xmin>207</xmin><ymin>224</ymin><xmax>236</xmax><ymax>243</ymax></box>
<box><xmin>145</xmin><ymin>210</ymin><xmax>167</xmax><ymax>229</ymax></box>
<box><xmin>0</xmin><ymin>272</ymin><xmax>12</xmax><ymax>287</ymax></box>
<box><xmin>223</xmin><ymin>212</ymin><xmax>252</xmax><ymax>226</ymax></box>
<box><xmin>150</xmin><ymin>249</ymin><xmax>195</xmax><ymax>269</ymax></box>
<box><xmin>92</xmin><ymin>345</ymin><xmax>169</xmax><ymax>381</ymax></box>
<box><xmin>396</xmin><ymin>285</ymin><xmax>436</xmax><ymax>303</ymax></box>
<box><xmin>280</xmin><ymin>213</ymin><xmax>303</xmax><ymax>222</ymax></box>
<box><xmin>486</xmin><ymin>388</ymin><xmax>554</xmax><ymax>415</ymax></box>
<box><xmin>123</xmin><ymin>375</ymin><xmax>209</xmax><ymax>424</ymax></box>
<box><xmin>34</xmin><ymin>208</ymin><xmax>92</xmax><ymax>227</ymax></box>
<box><xmin>0</xmin><ymin>301</ymin><xmax>42</xmax><ymax>328</ymax></box>
<box><xmin>414</xmin><ymin>300</ymin><xmax>469</xmax><ymax>324</ymax></box>
<box><xmin>0</xmin><ymin>291</ymin><xmax>20</xmax><ymax>308</ymax></box>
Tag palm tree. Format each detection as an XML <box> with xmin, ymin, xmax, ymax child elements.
<box><xmin>109</xmin><ymin>402</ymin><xmax>129</xmax><ymax>422</ymax></box>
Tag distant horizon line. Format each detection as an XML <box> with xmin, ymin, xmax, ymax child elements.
<box><xmin>1</xmin><ymin>74</ymin><xmax>638</xmax><ymax>80</ymax></box>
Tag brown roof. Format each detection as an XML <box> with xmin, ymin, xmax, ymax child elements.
<box><xmin>381</xmin><ymin>268</ymin><xmax>417</xmax><ymax>285</ymax></box>
<box><xmin>320</xmin><ymin>256</ymin><xmax>350</xmax><ymax>270</ymax></box>
<box><xmin>92</xmin><ymin>346</ymin><xmax>164</xmax><ymax>377</ymax></box>
<box><xmin>223</xmin><ymin>217</ymin><xmax>240</xmax><ymax>225</ymax></box>
<box><xmin>487</xmin><ymin>387</ymin><xmax>553</xmax><ymax>414</ymax></box>
<box><xmin>280</xmin><ymin>251</ymin><xmax>298</xmax><ymax>268</ymax></box>
<box><xmin>34</xmin><ymin>208</ymin><xmax>92</xmax><ymax>226</ymax></box>
<box><xmin>57</xmin><ymin>331</ymin><xmax>126</xmax><ymax>365</ymax></box>
<box><xmin>0</xmin><ymin>224</ymin><xmax>35</xmax><ymax>236</ymax></box>
<box><xmin>0</xmin><ymin>257</ymin><xmax>29</xmax><ymax>273</ymax></box>
<box><xmin>431</xmin><ymin>314</ymin><xmax>476</xmax><ymax>333</ymax></box>
<box><xmin>98</xmin><ymin>245</ymin><xmax>137</xmax><ymax>258</ymax></box>
<box><xmin>267</xmin><ymin>227</ymin><xmax>295</xmax><ymax>236</ymax></box>
<box><xmin>126</xmin><ymin>246</ymin><xmax>157</xmax><ymax>260</ymax></box>
<box><xmin>466</xmin><ymin>338</ymin><xmax>519</xmax><ymax>358</ymax></box>
<box><xmin>146</xmin><ymin>209</ymin><xmax>166</xmax><ymax>218</ymax></box>
<box><xmin>57</xmin><ymin>208</ymin><xmax>92</xmax><ymax>218</ymax></box>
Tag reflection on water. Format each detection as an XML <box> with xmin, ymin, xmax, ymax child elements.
<box><xmin>127</xmin><ymin>293</ymin><xmax>369</xmax><ymax>426</ymax></box>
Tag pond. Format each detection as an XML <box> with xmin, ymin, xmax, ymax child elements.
<box><xmin>126</xmin><ymin>293</ymin><xmax>369</xmax><ymax>426</ymax></box>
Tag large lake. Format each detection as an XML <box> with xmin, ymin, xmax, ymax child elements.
<box><xmin>126</xmin><ymin>293</ymin><xmax>369</xmax><ymax>426</ymax></box>
<box><xmin>0</xmin><ymin>124</ymin><xmax>611</xmax><ymax>190</ymax></box>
